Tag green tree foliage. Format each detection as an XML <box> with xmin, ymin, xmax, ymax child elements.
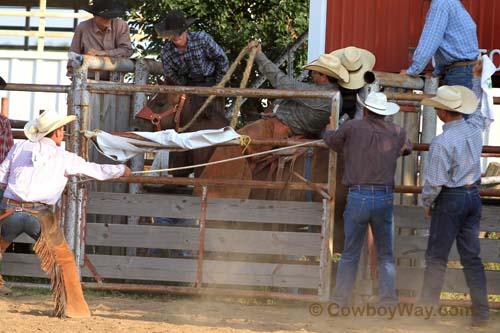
<box><xmin>122</xmin><ymin>0</ymin><xmax>309</xmax><ymax>87</ymax></box>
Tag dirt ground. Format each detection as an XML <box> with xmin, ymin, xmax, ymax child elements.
<box><xmin>0</xmin><ymin>290</ymin><xmax>499</xmax><ymax>333</ymax></box>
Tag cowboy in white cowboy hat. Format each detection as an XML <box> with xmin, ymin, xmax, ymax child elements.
<box><xmin>155</xmin><ymin>10</ymin><xmax>229</xmax><ymax>86</ymax></box>
<box><xmin>0</xmin><ymin>109</ymin><xmax>131</xmax><ymax>316</ymax></box>
<box><xmin>323</xmin><ymin>91</ymin><xmax>412</xmax><ymax>309</ymax></box>
<box><xmin>418</xmin><ymin>61</ymin><xmax>490</xmax><ymax>328</ymax></box>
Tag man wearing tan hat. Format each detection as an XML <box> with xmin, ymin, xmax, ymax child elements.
<box><xmin>247</xmin><ymin>41</ymin><xmax>348</xmax><ymax>136</ymax></box>
<box><xmin>0</xmin><ymin>110</ymin><xmax>131</xmax><ymax>317</ymax></box>
<box><xmin>419</xmin><ymin>62</ymin><xmax>489</xmax><ymax>327</ymax></box>
<box><xmin>330</xmin><ymin>46</ymin><xmax>376</xmax><ymax>120</ymax></box>
<box><xmin>196</xmin><ymin>43</ymin><xmax>348</xmax><ymax>199</ymax></box>
<box><xmin>323</xmin><ymin>92</ymin><xmax>412</xmax><ymax>308</ymax></box>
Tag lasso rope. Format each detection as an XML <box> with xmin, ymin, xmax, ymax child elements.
<box><xmin>230</xmin><ymin>41</ymin><xmax>258</xmax><ymax>128</ymax></box>
<box><xmin>130</xmin><ymin>139</ymin><xmax>323</xmax><ymax>175</ymax></box>
<box><xmin>178</xmin><ymin>40</ymin><xmax>259</xmax><ymax>133</ymax></box>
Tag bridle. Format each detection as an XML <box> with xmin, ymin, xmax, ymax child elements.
<box><xmin>135</xmin><ymin>94</ymin><xmax>187</xmax><ymax>132</ymax></box>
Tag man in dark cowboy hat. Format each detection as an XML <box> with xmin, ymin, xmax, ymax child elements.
<box><xmin>67</xmin><ymin>0</ymin><xmax>133</xmax><ymax>79</ymax></box>
<box><xmin>155</xmin><ymin>10</ymin><xmax>229</xmax><ymax>87</ymax></box>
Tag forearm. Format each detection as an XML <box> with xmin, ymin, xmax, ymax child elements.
<box><xmin>422</xmin><ymin>182</ymin><xmax>442</xmax><ymax>208</ymax></box>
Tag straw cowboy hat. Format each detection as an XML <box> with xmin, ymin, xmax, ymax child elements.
<box><xmin>330</xmin><ymin>46</ymin><xmax>376</xmax><ymax>90</ymax></box>
<box><xmin>357</xmin><ymin>92</ymin><xmax>399</xmax><ymax>116</ymax></box>
<box><xmin>82</xmin><ymin>0</ymin><xmax>126</xmax><ymax>19</ymax></box>
<box><xmin>304</xmin><ymin>54</ymin><xmax>349</xmax><ymax>82</ymax></box>
<box><xmin>154</xmin><ymin>10</ymin><xmax>197</xmax><ymax>39</ymax></box>
<box><xmin>421</xmin><ymin>85</ymin><xmax>478</xmax><ymax>115</ymax></box>
<box><xmin>24</xmin><ymin>110</ymin><xmax>77</xmax><ymax>142</ymax></box>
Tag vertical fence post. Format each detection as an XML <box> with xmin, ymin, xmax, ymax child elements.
<box><xmin>1</xmin><ymin>97</ymin><xmax>7</xmax><ymax>116</ymax></box>
<box><xmin>419</xmin><ymin>76</ymin><xmax>439</xmax><ymax>203</ymax></box>
<box><xmin>65</xmin><ymin>60</ymin><xmax>89</xmax><ymax>256</ymax></box>
<box><xmin>125</xmin><ymin>59</ymin><xmax>148</xmax><ymax>256</ymax></box>
<box><xmin>319</xmin><ymin>91</ymin><xmax>340</xmax><ymax>301</ymax></box>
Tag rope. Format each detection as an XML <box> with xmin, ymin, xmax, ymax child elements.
<box><xmin>230</xmin><ymin>41</ymin><xmax>258</xmax><ymax>128</ymax></box>
<box><xmin>178</xmin><ymin>41</ymin><xmax>257</xmax><ymax>133</ymax></box>
<box><xmin>239</xmin><ymin>135</ymin><xmax>252</xmax><ymax>154</ymax></box>
<box><xmin>130</xmin><ymin>139</ymin><xmax>323</xmax><ymax>175</ymax></box>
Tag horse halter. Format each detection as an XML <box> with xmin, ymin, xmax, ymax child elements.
<box><xmin>135</xmin><ymin>94</ymin><xmax>187</xmax><ymax>132</ymax></box>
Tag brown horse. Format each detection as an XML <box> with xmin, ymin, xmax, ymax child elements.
<box><xmin>132</xmin><ymin>85</ymin><xmax>346</xmax><ymax>251</ymax></box>
<box><xmin>131</xmin><ymin>78</ymin><xmax>228</xmax><ymax>178</ymax></box>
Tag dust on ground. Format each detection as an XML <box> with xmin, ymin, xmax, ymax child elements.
<box><xmin>0</xmin><ymin>290</ymin><xmax>498</xmax><ymax>333</ymax></box>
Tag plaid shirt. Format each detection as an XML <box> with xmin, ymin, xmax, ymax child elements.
<box><xmin>0</xmin><ymin>115</ymin><xmax>13</xmax><ymax>163</ymax></box>
<box><xmin>422</xmin><ymin>78</ymin><xmax>487</xmax><ymax>208</ymax></box>
<box><xmin>407</xmin><ymin>0</ymin><xmax>478</xmax><ymax>76</ymax></box>
<box><xmin>160</xmin><ymin>31</ymin><xmax>229</xmax><ymax>85</ymax></box>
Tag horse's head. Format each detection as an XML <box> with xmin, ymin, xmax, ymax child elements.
<box><xmin>131</xmin><ymin>77</ymin><xmax>187</xmax><ymax>132</ymax></box>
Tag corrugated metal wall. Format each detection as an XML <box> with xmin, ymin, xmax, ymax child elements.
<box><xmin>326</xmin><ymin>0</ymin><xmax>500</xmax><ymax>73</ymax></box>
<box><xmin>0</xmin><ymin>51</ymin><xmax>70</xmax><ymax>120</ymax></box>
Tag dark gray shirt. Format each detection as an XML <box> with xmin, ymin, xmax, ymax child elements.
<box><xmin>323</xmin><ymin>115</ymin><xmax>412</xmax><ymax>186</ymax></box>
<box><xmin>255</xmin><ymin>52</ymin><xmax>339</xmax><ymax>135</ymax></box>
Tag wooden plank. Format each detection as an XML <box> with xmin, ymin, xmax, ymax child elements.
<box><xmin>85</xmin><ymin>224</ymin><xmax>321</xmax><ymax>256</ymax></box>
<box><xmin>397</xmin><ymin>267</ymin><xmax>500</xmax><ymax>295</ymax></box>
<box><xmin>395</xmin><ymin>236</ymin><xmax>500</xmax><ymax>263</ymax></box>
<box><xmin>394</xmin><ymin>205</ymin><xmax>500</xmax><ymax>232</ymax></box>
<box><xmin>1</xmin><ymin>253</ymin><xmax>45</xmax><ymax>278</ymax></box>
<box><xmin>401</xmin><ymin>111</ymin><xmax>419</xmax><ymax>205</ymax></box>
<box><xmin>86</xmin><ymin>192</ymin><xmax>324</xmax><ymax>225</ymax></box>
<box><xmin>2</xmin><ymin>253</ymin><xmax>319</xmax><ymax>289</ymax></box>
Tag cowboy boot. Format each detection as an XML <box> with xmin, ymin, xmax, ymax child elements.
<box><xmin>0</xmin><ymin>236</ymin><xmax>12</xmax><ymax>295</ymax></box>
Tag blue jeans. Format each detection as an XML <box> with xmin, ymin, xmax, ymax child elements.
<box><xmin>0</xmin><ymin>201</ymin><xmax>48</xmax><ymax>242</ymax></box>
<box><xmin>444</xmin><ymin>64</ymin><xmax>475</xmax><ymax>89</ymax></box>
<box><xmin>332</xmin><ymin>188</ymin><xmax>398</xmax><ymax>306</ymax></box>
<box><xmin>444</xmin><ymin>64</ymin><xmax>475</xmax><ymax>119</ymax></box>
<box><xmin>420</xmin><ymin>186</ymin><xmax>489</xmax><ymax>321</ymax></box>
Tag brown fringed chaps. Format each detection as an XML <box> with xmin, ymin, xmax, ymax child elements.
<box><xmin>32</xmin><ymin>209</ymin><xmax>90</xmax><ymax>318</ymax></box>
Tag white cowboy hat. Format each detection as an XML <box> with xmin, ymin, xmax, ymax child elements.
<box><xmin>304</xmin><ymin>54</ymin><xmax>349</xmax><ymax>82</ymax></box>
<box><xmin>24</xmin><ymin>109</ymin><xmax>76</xmax><ymax>142</ymax></box>
<box><xmin>330</xmin><ymin>46</ymin><xmax>376</xmax><ymax>90</ymax></box>
<box><xmin>357</xmin><ymin>92</ymin><xmax>399</xmax><ymax>116</ymax></box>
<box><xmin>421</xmin><ymin>85</ymin><xmax>478</xmax><ymax>115</ymax></box>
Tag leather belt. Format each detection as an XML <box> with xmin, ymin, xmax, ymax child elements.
<box><xmin>2</xmin><ymin>198</ymin><xmax>47</xmax><ymax>209</ymax></box>
<box><xmin>348</xmin><ymin>185</ymin><xmax>394</xmax><ymax>192</ymax></box>
<box><xmin>446</xmin><ymin>60</ymin><xmax>477</xmax><ymax>69</ymax></box>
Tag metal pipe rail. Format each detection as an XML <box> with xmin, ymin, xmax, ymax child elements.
<box><xmin>4</xmin><ymin>83</ymin><xmax>70</xmax><ymax>93</ymax></box>
<box><xmin>85</xmin><ymin>82</ymin><xmax>339</xmax><ymax>99</ymax></box>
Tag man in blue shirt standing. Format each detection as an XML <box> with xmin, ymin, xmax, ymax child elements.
<box><xmin>419</xmin><ymin>62</ymin><xmax>490</xmax><ymax>327</ymax></box>
<box><xmin>401</xmin><ymin>0</ymin><xmax>479</xmax><ymax>89</ymax></box>
<box><xmin>155</xmin><ymin>10</ymin><xmax>229</xmax><ymax>87</ymax></box>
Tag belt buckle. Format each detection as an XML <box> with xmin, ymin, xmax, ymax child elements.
<box><xmin>15</xmin><ymin>206</ymin><xmax>23</xmax><ymax>212</ymax></box>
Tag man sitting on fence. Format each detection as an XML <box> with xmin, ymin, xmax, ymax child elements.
<box><xmin>0</xmin><ymin>110</ymin><xmax>131</xmax><ymax>317</ymax></box>
<box><xmin>323</xmin><ymin>91</ymin><xmax>412</xmax><ymax>308</ymax></box>
<box><xmin>196</xmin><ymin>42</ymin><xmax>348</xmax><ymax>198</ymax></box>
<box><xmin>67</xmin><ymin>0</ymin><xmax>133</xmax><ymax>79</ymax></box>
<box><xmin>419</xmin><ymin>61</ymin><xmax>491</xmax><ymax>327</ymax></box>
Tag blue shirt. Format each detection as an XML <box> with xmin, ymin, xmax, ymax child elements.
<box><xmin>160</xmin><ymin>31</ymin><xmax>229</xmax><ymax>85</ymax></box>
<box><xmin>422</xmin><ymin>78</ymin><xmax>488</xmax><ymax>208</ymax></box>
<box><xmin>407</xmin><ymin>0</ymin><xmax>478</xmax><ymax>76</ymax></box>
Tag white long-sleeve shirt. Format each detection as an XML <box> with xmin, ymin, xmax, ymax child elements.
<box><xmin>0</xmin><ymin>138</ymin><xmax>125</xmax><ymax>205</ymax></box>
